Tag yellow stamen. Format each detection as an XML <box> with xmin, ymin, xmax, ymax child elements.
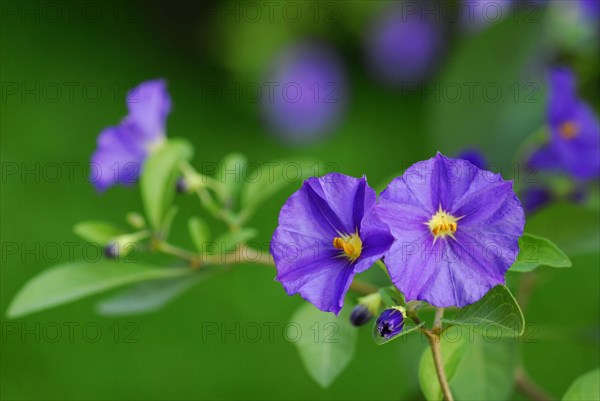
<box><xmin>333</xmin><ymin>231</ymin><xmax>362</xmax><ymax>262</ymax></box>
<box><xmin>559</xmin><ymin>121</ymin><xmax>578</xmax><ymax>140</ymax></box>
<box><xmin>426</xmin><ymin>205</ymin><xmax>462</xmax><ymax>242</ymax></box>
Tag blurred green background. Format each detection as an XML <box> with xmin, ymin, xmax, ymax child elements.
<box><xmin>1</xmin><ymin>1</ymin><xmax>599</xmax><ymax>400</ymax></box>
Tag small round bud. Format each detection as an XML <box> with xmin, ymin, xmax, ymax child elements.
<box><xmin>376</xmin><ymin>308</ymin><xmax>405</xmax><ymax>338</ymax></box>
<box><xmin>104</xmin><ymin>242</ymin><xmax>119</xmax><ymax>259</ymax></box>
<box><xmin>126</xmin><ymin>212</ymin><xmax>146</xmax><ymax>229</ymax></box>
<box><xmin>350</xmin><ymin>304</ymin><xmax>374</xmax><ymax>327</ymax></box>
<box><xmin>176</xmin><ymin>178</ymin><xmax>187</xmax><ymax>194</ymax></box>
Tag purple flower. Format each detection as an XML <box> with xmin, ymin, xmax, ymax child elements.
<box><xmin>376</xmin><ymin>308</ymin><xmax>404</xmax><ymax>338</ymax></box>
<box><xmin>261</xmin><ymin>42</ymin><xmax>346</xmax><ymax>145</ymax></box>
<box><xmin>457</xmin><ymin>149</ymin><xmax>486</xmax><ymax>170</ymax></box>
<box><xmin>521</xmin><ymin>186</ymin><xmax>553</xmax><ymax>215</ymax></box>
<box><xmin>270</xmin><ymin>173</ymin><xmax>394</xmax><ymax>314</ymax></box>
<box><xmin>364</xmin><ymin>3</ymin><xmax>444</xmax><ymax>85</ymax></box>
<box><xmin>350</xmin><ymin>304</ymin><xmax>374</xmax><ymax>327</ymax></box>
<box><xmin>376</xmin><ymin>153</ymin><xmax>525</xmax><ymax>307</ymax></box>
<box><xmin>91</xmin><ymin>80</ymin><xmax>171</xmax><ymax>191</ymax></box>
<box><xmin>529</xmin><ymin>68</ymin><xmax>600</xmax><ymax>180</ymax></box>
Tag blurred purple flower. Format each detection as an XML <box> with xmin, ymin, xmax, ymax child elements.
<box><xmin>364</xmin><ymin>3</ymin><xmax>444</xmax><ymax>85</ymax></box>
<box><xmin>521</xmin><ymin>186</ymin><xmax>553</xmax><ymax>215</ymax></box>
<box><xmin>270</xmin><ymin>173</ymin><xmax>394</xmax><ymax>314</ymax></box>
<box><xmin>529</xmin><ymin>68</ymin><xmax>600</xmax><ymax>180</ymax></box>
<box><xmin>461</xmin><ymin>0</ymin><xmax>513</xmax><ymax>32</ymax></box>
<box><xmin>91</xmin><ymin>80</ymin><xmax>171</xmax><ymax>191</ymax></box>
<box><xmin>457</xmin><ymin>149</ymin><xmax>486</xmax><ymax>169</ymax></box>
<box><xmin>377</xmin><ymin>153</ymin><xmax>525</xmax><ymax>307</ymax></box>
<box><xmin>261</xmin><ymin>42</ymin><xmax>346</xmax><ymax>145</ymax></box>
<box><xmin>580</xmin><ymin>0</ymin><xmax>600</xmax><ymax>19</ymax></box>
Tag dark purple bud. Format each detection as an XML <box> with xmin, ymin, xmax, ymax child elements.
<box><xmin>457</xmin><ymin>149</ymin><xmax>486</xmax><ymax>170</ymax></box>
<box><xmin>376</xmin><ymin>308</ymin><xmax>405</xmax><ymax>338</ymax></box>
<box><xmin>350</xmin><ymin>304</ymin><xmax>374</xmax><ymax>327</ymax></box>
<box><xmin>176</xmin><ymin>178</ymin><xmax>187</xmax><ymax>194</ymax></box>
<box><xmin>104</xmin><ymin>242</ymin><xmax>119</xmax><ymax>259</ymax></box>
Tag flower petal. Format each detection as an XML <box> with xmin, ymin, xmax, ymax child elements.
<box><xmin>90</xmin><ymin>124</ymin><xmax>146</xmax><ymax>191</ymax></box>
<box><xmin>125</xmin><ymin>79</ymin><xmax>171</xmax><ymax>142</ymax></box>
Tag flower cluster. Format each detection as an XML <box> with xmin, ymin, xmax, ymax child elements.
<box><xmin>271</xmin><ymin>153</ymin><xmax>525</xmax><ymax>318</ymax></box>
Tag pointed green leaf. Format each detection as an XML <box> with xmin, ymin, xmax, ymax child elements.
<box><xmin>510</xmin><ymin>233</ymin><xmax>572</xmax><ymax>272</ymax></box>
<box><xmin>188</xmin><ymin>217</ymin><xmax>211</xmax><ymax>253</ymax></box>
<box><xmin>7</xmin><ymin>261</ymin><xmax>190</xmax><ymax>318</ymax></box>
<box><xmin>443</xmin><ymin>285</ymin><xmax>525</xmax><ymax>337</ymax></box>
<box><xmin>96</xmin><ymin>273</ymin><xmax>205</xmax><ymax>316</ymax></box>
<box><xmin>289</xmin><ymin>303</ymin><xmax>357</xmax><ymax>388</ymax></box>
<box><xmin>563</xmin><ymin>368</ymin><xmax>600</xmax><ymax>401</ymax></box>
<box><xmin>419</xmin><ymin>336</ymin><xmax>467</xmax><ymax>401</ymax></box>
<box><xmin>141</xmin><ymin>138</ymin><xmax>193</xmax><ymax>230</ymax></box>
<box><xmin>214</xmin><ymin>152</ymin><xmax>247</xmax><ymax>207</ymax></box>
<box><xmin>73</xmin><ymin>221</ymin><xmax>124</xmax><ymax>245</ymax></box>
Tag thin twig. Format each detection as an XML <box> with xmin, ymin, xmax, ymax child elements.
<box><xmin>515</xmin><ymin>366</ymin><xmax>555</xmax><ymax>401</ymax></box>
<box><xmin>426</xmin><ymin>330</ymin><xmax>455</xmax><ymax>401</ymax></box>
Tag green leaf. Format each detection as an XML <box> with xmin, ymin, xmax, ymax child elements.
<box><xmin>563</xmin><ymin>368</ymin><xmax>600</xmax><ymax>401</ymax></box>
<box><xmin>215</xmin><ymin>228</ymin><xmax>258</xmax><ymax>253</ymax></box>
<box><xmin>372</xmin><ymin>320</ymin><xmax>424</xmax><ymax>345</ymax></box>
<box><xmin>378</xmin><ymin>286</ymin><xmax>405</xmax><ymax>308</ymax></box>
<box><xmin>96</xmin><ymin>274</ymin><xmax>204</xmax><ymax>316</ymax></box>
<box><xmin>188</xmin><ymin>217</ymin><xmax>211</xmax><ymax>253</ymax></box>
<box><xmin>240</xmin><ymin>158</ymin><xmax>317</xmax><ymax>217</ymax></box>
<box><xmin>6</xmin><ymin>261</ymin><xmax>190</xmax><ymax>318</ymax></box>
<box><xmin>450</xmin><ymin>335</ymin><xmax>518</xmax><ymax>401</ymax></box>
<box><xmin>525</xmin><ymin>202</ymin><xmax>600</xmax><ymax>257</ymax></box>
<box><xmin>443</xmin><ymin>285</ymin><xmax>525</xmax><ymax>338</ymax></box>
<box><xmin>510</xmin><ymin>233</ymin><xmax>572</xmax><ymax>272</ymax></box>
<box><xmin>140</xmin><ymin>138</ymin><xmax>193</xmax><ymax>230</ymax></box>
<box><xmin>73</xmin><ymin>221</ymin><xmax>124</xmax><ymax>245</ymax></box>
<box><xmin>419</xmin><ymin>336</ymin><xmax>467</xmax><ymax>401</ymax></box>
<box><xmin>214</xmin><ymin>152</ymin><xmax>247</xmax><ymax>206</ymax></box>
<box><xmin>289</xmin><ymin>303</ymin><xmax>357</xmax><ymax>388</ymax></box>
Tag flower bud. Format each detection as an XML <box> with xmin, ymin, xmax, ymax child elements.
<box><xmin>350</xmin><ymin>304</ymin><xmax>373</xmax><ymax>327</ymax></box>
<box><xmin>176</xmin><ymin>177</ymin><xmax>187</xmax><ymax>194</ymax></box>
<box><xmin>376</xmin><ymin>308</ymin><xmax>405</xmax><ymax>338</ymax></box>
<box><xmin>126</xmin><ymin>212</ymin><xmax>146</xmax><ymax>229</ymax></box>
<box><xmin>103</xmin><ymin>242</ymin><xmax>119</xmax><ymax>259</ymax></box>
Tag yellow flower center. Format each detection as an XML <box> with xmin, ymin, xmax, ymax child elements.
<box><xmin>559</xmin><ymin>121</ymin><xmax>578</xmax><ymax>140</ymax></box>
<box><xmin>426</xmin><ymin>205</ymin><xmax>461</xmax><ymax>242</ymax></box>
<box><xmin>333</xmin><ymin>231</ymin><xmax>362</xmax><ymax>262</ymax></box>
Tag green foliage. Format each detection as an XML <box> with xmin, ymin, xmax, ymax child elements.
<box><xmin>511</xmin><ymin>233</ymin><xmax>572</xmax><ymax>272</ymax></box>
<box><xmin>96</xmin><ymin>274</ymin><xmax>205</xmax><ymax>316</ymax></box>
<box><xmin>428</xmin><ymin>11</ymin><xmax>546</xmax><ymax>164</ymax></box>
<box><xmin>289</xmin><ymin>303</ymin><xmax>357</xmax><ymax>388</ymax></box>
<box><xmin>378</xmin><ymin>286</ymin><xmax>405</xmax><ymax>308</ymax></box>
<box><xmin>450</xmin><ymin>335</ymin><xmax>518</xmax><ymax>401</ymax></box>
<box><xmin>188</xmin><ymin>217</ymin><xmax>211</xmax><ymax>253</ymax></box>
<box><xmin>563</xmin><ymin>368</ymin><xmax>600</xmax><ymax>401</ymax></box>
<box><xmin>443</xmin><ymin>285</ymin><xmax>525</xmax><ymax>338</ymax></box>
<box><xmin>6</xmin><ymin>261</ymin><xmax>191</xmax><ymax>318</ymax></box>
<box><xmin>419</xmin><ymin>337</ymin><xmax>467</xmax><ymax>401</ymax></box>
<box><xmin>214</xmin><ymin>152</ymin><xmax>248</xmax><ymax>207</ymax></box>
<box><xmin>73</xmin><ymin>221</ymin><xmax>124</xmax><ymax>245</ymax></box>
<box><xmin>240</xmin><ymin>158</ymin><xmax>317</xmax><ymax>219</ymax></box>
<box><xmin>215</xmin><ymin>228</ymin><xmax>258</xmax><ymax>253</ymax></box>
<box><xmin>141</xmin><ymin>139</ymin><xmax>193</xmax><ymax>230</ymax></box>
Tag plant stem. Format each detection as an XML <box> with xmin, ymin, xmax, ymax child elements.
<box><xmin>426</xmin><ymin>331</ymin><xmax>455</xmax><ymax>401</ymax></box>
<box><xmin>515</xmin><ymin>367</ymin><xmax>555</xmax><ymax>401</ymax></box>
<box><xmin>433</xmin><ymin>307</ymin><xmax>445</xmax><ymax>333</ymax></box>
